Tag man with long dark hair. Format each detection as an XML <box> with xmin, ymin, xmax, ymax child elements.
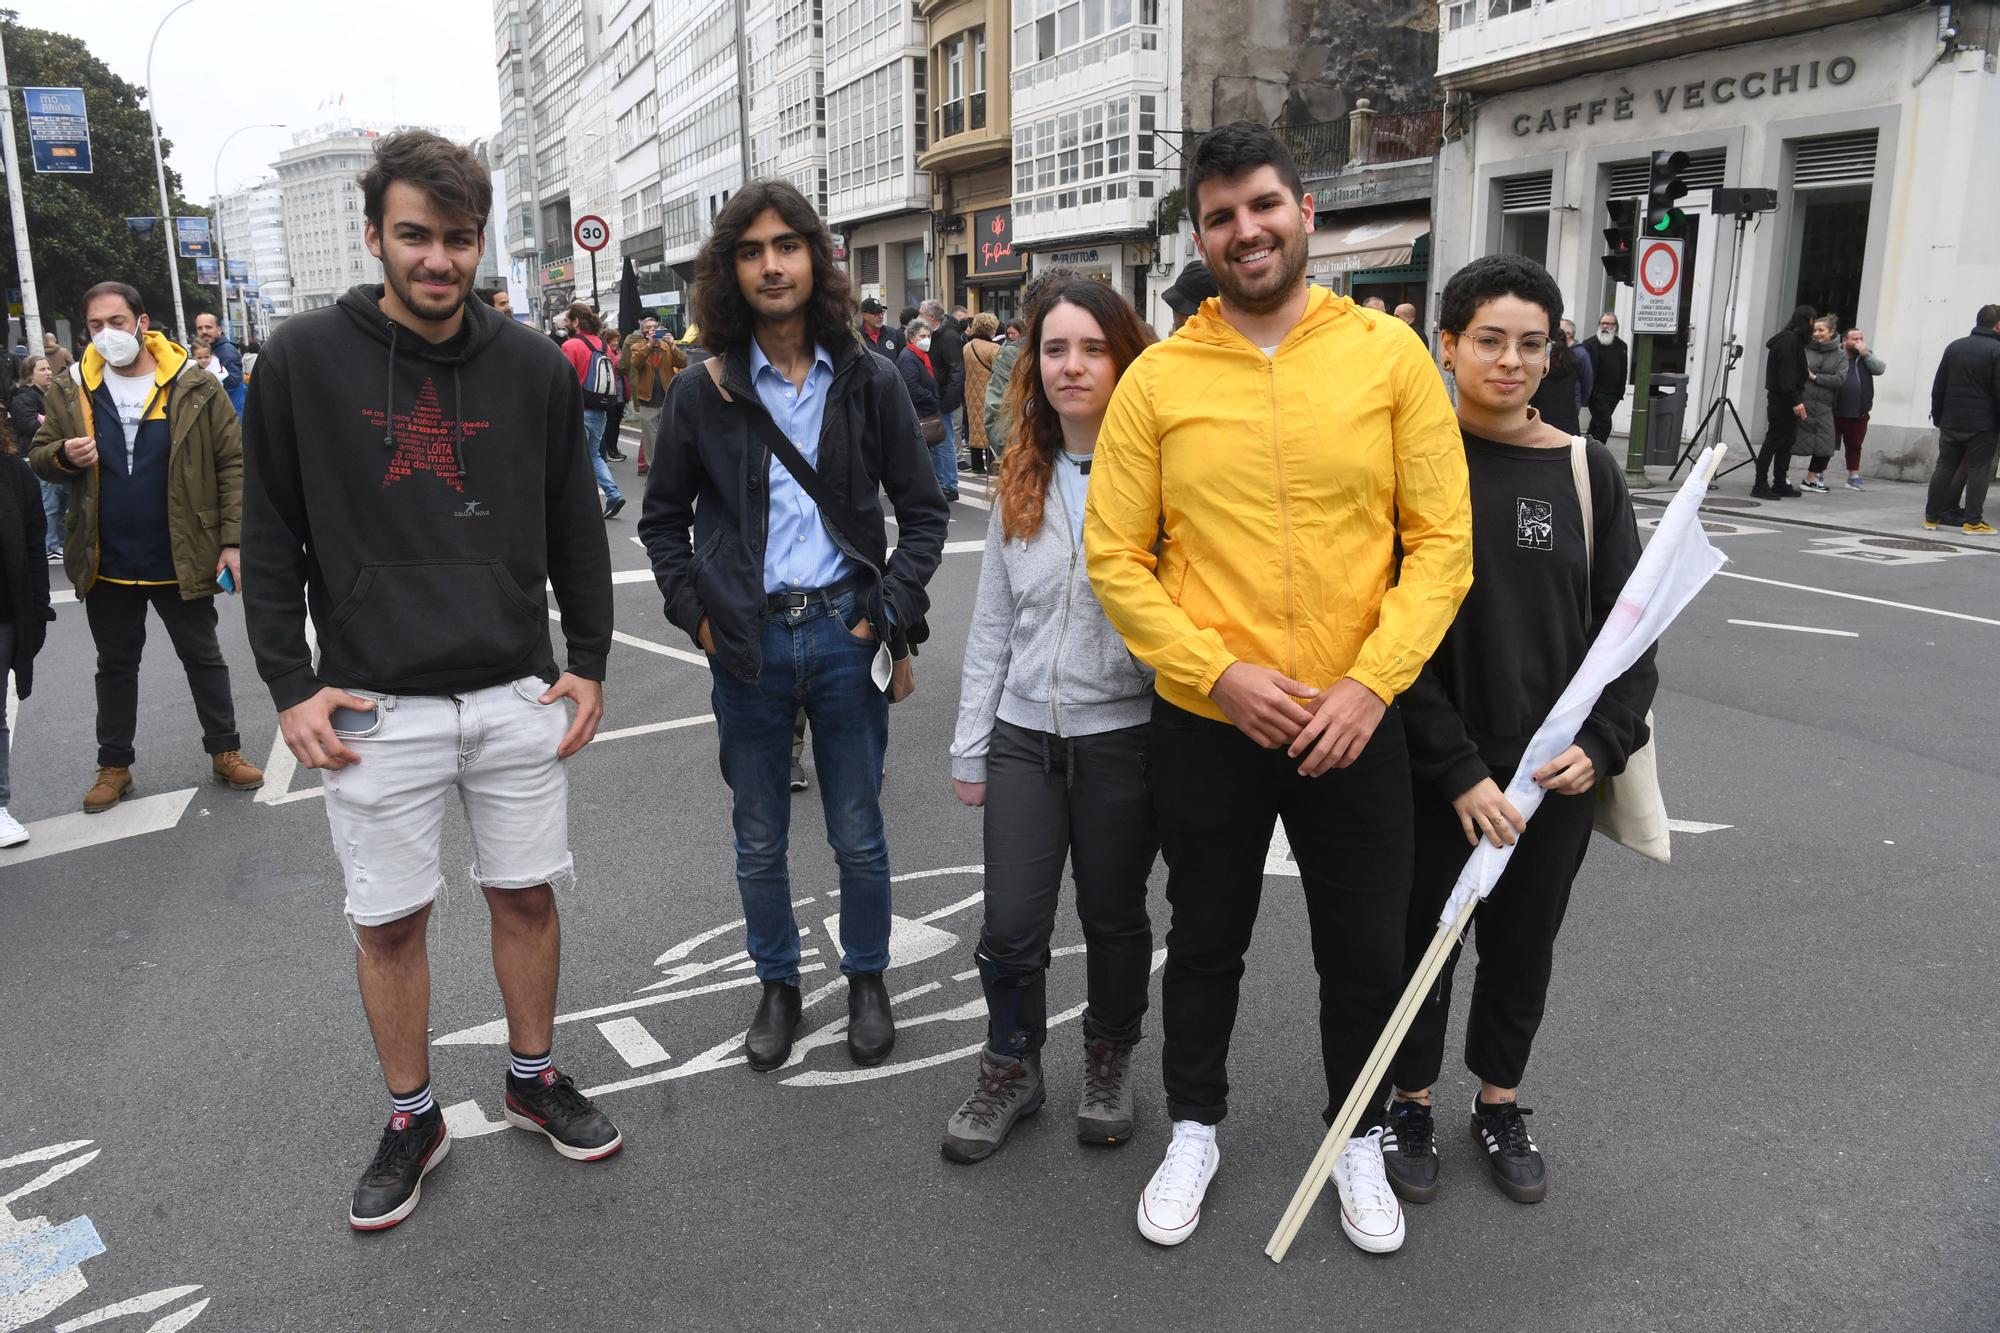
<box><xmin>640</xmin><ymin>180</ymin><xmax>949</xmax><ymax>1074</ymax></box>
<box><xmin>1087</xmin><ymin>122</ymin><xmax>1471</xmax><ymax>1255</ymax></box>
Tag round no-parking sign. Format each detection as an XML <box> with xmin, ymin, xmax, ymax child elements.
<box><xmin>1633</xmin><ymin>237</ymin><xmax>1684</xmax><ymax>335</ymax></box>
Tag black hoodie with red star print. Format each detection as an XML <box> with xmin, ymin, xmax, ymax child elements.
<box><xmin>241</xmin><ymin>286</ymin><xmax>612</xmax><ymax>710</ymax></box>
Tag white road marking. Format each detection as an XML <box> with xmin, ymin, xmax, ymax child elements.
<box><xmin>52</xmin><ymin>1286</ymin><xmax>204</xmax><ymax>1331</ymax></box>
<box><xmin>595</xmin><ymin>1017</ymin><xmax>672</xmax><ymax>1067</ymax></box>
<box><xmin>253</xmin><ymin>726</ymin><xmax>297</xmax><ymax>804</ymax></box>
<box><xmin>1716</xmin><ymin>570</ymin><xmax>2000</xmax><ymax>627</ymax></box>
<box><xmin>611</xmin><ymin>568</ymin><xmax>655</xmax><ymax>584</ymax></box>
<box><xmin>549</xmin><ymin>607</ymin><xmax>709</xmax><ymax>666</ymax></box>
<box><xmin>952</xmin><ymin>493</ymin><xmax>991</xmax><ymax>510</ymax></box>
<box><xmin>591</xmin><ymin>714</ymin><xmax>715</xmax><ymax>744</ymax></box>
<box><xmin>1666</xmin><ymin>819</ymin><xmax>1733</xmax><ymax>833</ymax></box>
<box><xmin>0</xmin><ymin>790</ymin><xmax>197</xmax><ymax>870</ymax></box>
<box><xmin>1726</xmin><ymin>618</ymin><xmax>1859</xmax><ymax>638</ymax></box>
<box><xmin>431</xmin><ymin>962</ymin><xmax>829</xmax><ymax>1046</ymax></box>
<box><xmin>942</xmin><ymin>539</ymin><xmax>985</xmax><ymax>554</ymax></box>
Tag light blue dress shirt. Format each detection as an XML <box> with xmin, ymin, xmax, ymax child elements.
<box><xmin>750</xmin><ymin>339</ymin><xmax>852</xmax><ymax>595</ymax></box>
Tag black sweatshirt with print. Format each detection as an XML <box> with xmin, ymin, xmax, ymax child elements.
<box><xmin>1399</xmin><ymin>432</ymin><xmax>1657</xmax><ymax>799</ymax></box>
<box><xmin>241</xmin><ymin>287</ymin><xmax>612</xmax><ymax>710</ymax></box>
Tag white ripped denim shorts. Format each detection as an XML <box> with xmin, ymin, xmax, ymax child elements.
<box><xmin>321</xmin><ymin>676</ymin><xmax>575</xmax><ymax>926</ymax></box>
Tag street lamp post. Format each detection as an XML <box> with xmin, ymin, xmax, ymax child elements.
<box><xmin>212</xmin><ymin>122</ymin><xmax>284</xmax><ymax>343</ymax></box>
<box><xmin>146</xmin><ymin>0</ymin><xmax>198</xmax><ymax>339</ymax></box>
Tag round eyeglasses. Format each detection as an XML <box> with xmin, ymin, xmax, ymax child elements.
<box><xmin>1463</xmin><ymin>333</ymin><xmax>1552</xmax><ymax>364</ymax></box>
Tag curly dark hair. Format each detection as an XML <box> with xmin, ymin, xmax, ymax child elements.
<box><xmin>997</xmin><ymin>277</ymin><xmax>1156</xmax><ymax>542</ymax></box>
<box><xmin>1439</xmin><ymin>254</ymin><xmax>1564</xmax><ymax>336</ymax></box>
<box><xmin>692</xmin><ymin>179</ymin><xmax>855</xmax><ymax>357</ymax></box>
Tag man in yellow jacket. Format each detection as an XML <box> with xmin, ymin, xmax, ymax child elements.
<box><xmin>1085</xmin><ymin>123</ymin><xmax>1472</xmax><ymax>1256</ymax></box>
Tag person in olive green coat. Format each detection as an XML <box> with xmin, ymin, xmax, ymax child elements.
<box><xmin>29</xmin><ymin>281</ymin><xmax>262</xmax><ymax>812</ymax></box>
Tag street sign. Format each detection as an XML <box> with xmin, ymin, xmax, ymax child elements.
<box><xmin>971</xmin><ymin>206</ymin><xmax>1021</xmax><ymax>277</ymax></box>
<box><xmin>1633</xmin><ymin>238</ymin><xmax>1684</xmax><ymax>335</ymax></box>
<box><xmin>573</xmin><ymin>214</ymin><xmax>610</xmax><ymax>253</ymax></box>
<box><xmin>195</xmin><ymin>257</ymin><xmax>219</xmax><ymax>285</ymax></box>
<box><xmin>23</xmin><ymin>87</ymin><xmax>91</xmax><ymax>174</ymax></box>
<box><xmin>226</xmin><ymin>258</ymin><xmax>250</xmax><ymax>281</ymax></box>
<box><xmin>175</xmin><ymin>216</ymin><xmax>213</xmax><ymax>259</ymax></box>
<box><xmin>125</xmin><ymin>217</ymin><xmax>158</xmax><ymax>240</ymax></box>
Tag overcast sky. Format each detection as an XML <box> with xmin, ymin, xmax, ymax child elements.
<box><xmin>9</xmin><ymin>0</ymin><xmax>503</xmax><ymax>201</ymax></box>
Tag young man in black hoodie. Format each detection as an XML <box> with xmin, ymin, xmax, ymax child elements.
<box><xmin>640</xmin><ymin>180</ymin><xmax>949</xmax><ymax>1076</ymax></box>
<box><xmin>1755</xmin><ymin>305</ymin><xmax>1815</xmax><ymax>499</ymax></box>
<box><xmin>241</xmin><ymin>131</ymin><xmax>621</xmax><ymax>1231</ymax></box>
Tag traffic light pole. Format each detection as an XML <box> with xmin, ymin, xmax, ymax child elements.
<box><xmin>1626</xmin><ymin>333</ymin><xmax>1653</xmax><ymax>484</ymax></box>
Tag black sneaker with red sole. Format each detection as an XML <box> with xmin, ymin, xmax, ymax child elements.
<box><xmin>504</xmin><ymin>1068</ymin><xmax>623</xmax><ymax>1161</ymax></box>
<box><xmin>349</xmin><ymin>1106</ymin><xmax>450</xmax><ymax>1231</ymax></box>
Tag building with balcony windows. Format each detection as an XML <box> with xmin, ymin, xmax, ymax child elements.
<box><xmin>274</xmin><ymin>125</ymin><xmax>392</xmax><ymax>313</ymax></box>
<box><xmin>1008</xmin><ymin>0</ymin><xmax>1184</xmax><ymax>316</ymax></box>
<box><xmin>743</xmin><ymin>0</ymin><xmax>832</xmax><ymax>316</ymax></box>
<box><xmin>1431</xmin><ymin>0</ymin><xmax>1999</xmax><ymax>472</ymax></box>
<box><xmin>827</xmin><ymin>0</ymin><xmax>933</xmax><ymax>313</ymax></box>
<box><xmin>921</xmin><ymin>1</ymin><xmax>1022</xmax><ymax>321</ymax></box>
<box><xmin>656</xmin><ymin>0</ymin><xmax>752</xmax><ymax>286</ymax></box>
<box><xmin>214</xmin><ymin>178</ymin><xmax>292</xmax><ymax>340</ymax></box>
<box><xmin>607</xmin><ymin>0</ymin><xmax>671</xmax><ymax>329</ymax></box>
<box><xmin>493</xmin><ymin>0</ymin><xmax>541</xmax><ymax>315</ymax></box>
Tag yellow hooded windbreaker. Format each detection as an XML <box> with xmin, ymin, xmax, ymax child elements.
<box><xmin>1084</xmin><ymin>286</ymin><xmax>1472</xmax><ymax>723</ymax></box>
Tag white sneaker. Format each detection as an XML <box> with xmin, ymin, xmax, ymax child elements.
<box><xmin>1136</xmin><ymin>1120</ymin><xmax>1219</xmax><ymax>1246</ymax></box>
<box><xmin>1331</xmin><ymin>1125</ymin><xmax>1406</xmax><ymax>1254</ymax></box>
<box><xmin>0</xmin><ymin>808</ymin><xmax>27</xmax><ymax>848</ymax></box>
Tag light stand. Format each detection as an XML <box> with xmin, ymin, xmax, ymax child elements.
<box><xmin>1672</xmin><ymin>209</ymin><xmax>1758</xmax><ymax>482</ymax></box>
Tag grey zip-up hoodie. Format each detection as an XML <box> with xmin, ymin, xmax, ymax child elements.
<box><xmin>951</xmin><ymin>476</ymin><xmax>1154</xmax><ymax>782</ymax></box>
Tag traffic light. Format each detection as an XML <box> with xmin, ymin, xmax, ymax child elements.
<box><xmin>1601</xmin><ymin>199</ymin><xmax>1636</xmax><ymax>285</ymax></box>
<box><xmin>1646</xmin><ymin>150</ymin><xmax>1690</xmax><ymax>235</ymax></box>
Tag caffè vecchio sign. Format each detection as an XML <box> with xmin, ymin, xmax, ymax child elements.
<box><xmin>1511</xmin><ymin>55</ymin><xmax>1856</xmax><ymax>137</ymax></box>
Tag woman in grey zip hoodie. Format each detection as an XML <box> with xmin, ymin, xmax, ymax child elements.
<box><xmin>941</xmin><ymin>278</ymin><xmax>1160</xmax><ymax>1166</ymax></box>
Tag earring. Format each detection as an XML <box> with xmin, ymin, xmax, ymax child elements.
<box><xmin>1441</xmin><ymin>360</ymin><xmax>1453</xmax><ymax>372</ymax></box>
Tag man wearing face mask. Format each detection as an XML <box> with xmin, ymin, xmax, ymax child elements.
<box><xmin>30</xmin><ymin>281</ymin><xmax>262</xmax><ymax>812</ymax></box>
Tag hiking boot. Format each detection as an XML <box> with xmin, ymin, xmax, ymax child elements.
<box><xmin>348</xmin><ymin>1105</ymin><xmax>449</xmax><ymax>1231</ymax></box>
<box><xmin>1077</xmin><ymin>1038</ymin><xmax>1138</xmax><ymax>1147</ymax></box>
<box><xmin>940</xmin><ymin>1050</ymin><xmax>1045</xmax><ymax>1164</ymax></box>
<box><xmin>1136</xmin><ymin>1120</ymin><xmax>1220</xmax><ymax>1247</ymax></box>
<box><xmin>83</xmin><ymin>766</ymin><xmax>132</xmax><ymax>814</ymax></box>
<box><xmin>211</xmin><ymin>750</ymin><xmax>265</xmax><ymax>790</ymax></box>
<box><xmin>0</xmin><ymin>807</ymin><xmax>27</xmax><ymax>848</ymax></box>
<box><xmin>1470</xmin><ymin>1098</ymin><xmax>1547</xmax><ymax>1203</ymax></box>
<box><xmin>1380</xmin><ymin>1098</ymin><xmax>1439</xmax><ymax>1203</ymax></box>
<box><xmin>504</xmin><ymin>1067</ymin><xmax>623</xmax><ymax>1161</ymax></box>
<box><xmin>1331</xmin><ymin>1125</ymin><xmax>1406</xmax><ymax>1253</ymax></box>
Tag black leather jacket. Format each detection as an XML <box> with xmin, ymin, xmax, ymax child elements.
<box><xmin>639</xmin><ymin>333</ymin><xmax>950</xmax><ymax>681</ymax></box>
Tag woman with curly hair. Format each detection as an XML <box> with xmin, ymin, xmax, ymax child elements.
<box><xmin>941</xmin><ymin>277</ymin><xmax>1159</xmax><ymax>1164</ymax></box>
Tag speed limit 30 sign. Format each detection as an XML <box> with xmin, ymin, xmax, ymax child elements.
<box><xmin>573</xmin><ymin>214</ymin><xmax>611</xmax><ymax>253</ymax></box>
<box><xmin>1633</xmin><ymin>237</ymin><xmax>1684</xmax><ymax>335</ymax></box>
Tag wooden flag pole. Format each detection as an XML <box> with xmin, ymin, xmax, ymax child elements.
<box><xmin>1265</xmin><ymin>445</ymin><xmax>1727</xmax><ymax>1264</ymax></box>
<box><xmin>1264</xmin><ymin>891</ymin><xmax>1478</xmax><ymax>1263</ymax></box>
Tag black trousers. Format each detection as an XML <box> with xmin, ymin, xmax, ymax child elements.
<box><xmin>601</xmin><ymin>400</ymin><xmax>626</xmax><ymax>457</ymax></box>
<box><xmin>1585</xmin><ymin>397</ymin><xmax>1617</xmax><ymax>444</ymax></box>
<box><xmin>84</xmin><ymin>583</ymin><xmax>240</xmax><ymax>768</ymax></box>
<box><xmin>977</xmin><ymin>719</ymin><xmax>1156</xmax><ymax>1057</ymax></box>
<box><xmin>1927</xmin><ymin>429</ymin><xmax>1996</xmax><ymax>526</ymax></box>
<box><xmin>1757</xmin><ymin>404</ymin><xmax>1797</xmax><ymax>485</ymax></box>
<box><xmin>1151</xmin><ymin>698</ymin><xmax>1411</xmax><ymax>1129</ymax></box>
<box><xmin>1392</xmin><ymin>768</ymin><xmax>1596</xmax><ymax>1094</ymax></box>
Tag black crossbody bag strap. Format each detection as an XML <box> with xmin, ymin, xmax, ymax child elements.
<box><xmin>704</xmin><ymin>357</ymin><xmax>879</xmax><ymax>573</ymax></box>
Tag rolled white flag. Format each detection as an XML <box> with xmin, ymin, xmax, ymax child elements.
<box><xmin>1438</xmin><ymin>446</ymin><xmax>1729</xmax><ymax>927</ymax></box>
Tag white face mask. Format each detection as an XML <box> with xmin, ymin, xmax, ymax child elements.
<box><xmin>914</xmin><ymin>337</ymin><xmax>931</xmax><ymax>352</ymax></box>
<box><xmin>92</xmin><ymin>326</ymin><xmax>142</xmax><ymax>368</ymax></box>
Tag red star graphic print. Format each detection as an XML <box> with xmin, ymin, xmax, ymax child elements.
<box><xmin>365</xmin><ymin>377</ymin><xmax>490</xmax><ymax>493</ymax></box>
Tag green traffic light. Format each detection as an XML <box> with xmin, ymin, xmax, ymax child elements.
<box><xmin>1652</xmin><ymin>215</ymin><xmax>1672</xmax><ymax>232</ymax></box>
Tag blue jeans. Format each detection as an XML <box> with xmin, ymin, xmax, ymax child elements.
<box><xmin>709</xmin><ymin>587</ymin><xmax>892</xmax><ymax>984</ymax></box>
<box><xmin>929</xmin><ymin>412</ymin><xmax>959</xmax><ymax>497</ymax></box>
<box><xmin>40</xmin><ymin>481</ymin><xmax>65</xmax><ymax>554</ymax></box>
<box><xmin>582</xmin><ymin>409</ymin><xmax>621</xmax><ymax>505</ymax></box>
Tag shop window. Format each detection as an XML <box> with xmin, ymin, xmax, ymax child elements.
<box><xmin>1499</xmin><ymin>213</ymin><xmax>1549</xmax><ymax>265</ymax></box>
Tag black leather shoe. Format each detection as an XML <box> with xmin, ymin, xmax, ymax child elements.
<box><xmin>744</xmin><ymin>981</ymin><xmax>802</xmax><ymax>1072</ymax></box>
<box><xmin>846</xmin><ymin>972</ymin><xmax>896</xmax><ymax>1066</ymax></box>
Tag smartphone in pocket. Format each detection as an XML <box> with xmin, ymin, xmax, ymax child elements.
<box><xmin>330</xmin><ymin>705</ymin><xmax>379</xmax><ymax>737</ymax></box>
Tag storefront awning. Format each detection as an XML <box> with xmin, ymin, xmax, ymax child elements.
<box><xmin>1308</xmin><ymin>212</ymin><xmax>1431</xmax><ymax>277</ymax></box>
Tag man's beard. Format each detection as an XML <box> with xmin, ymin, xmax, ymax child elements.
<box><xmin>1211</xmin><ymin>221</ymin><xmax>1309</xmax><ymax>316</ymax></box>
<box><xmin>1597</xmin><ymin>330</ymin><xmax>1615</xmax><ymax>346</ymax></box>
<box><xmin>386</xmin><ymin>263</ymin><xmax>467</xmax><ymax>323</ymax></box>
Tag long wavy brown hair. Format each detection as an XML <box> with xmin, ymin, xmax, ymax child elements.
<box><xmin>998</xmin><ymin>278</ymin><xmax>1156</xmax><ymax>540</ymax></box>
<box><xmin>692</xmin><ymin>179</ymin><xmax>856</xmax><ymax>358</ymax></box>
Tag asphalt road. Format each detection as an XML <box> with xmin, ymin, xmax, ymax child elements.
<box><xmin>3</xmin><ymin>462</ymin><xmax>1996</xmax><ymax>1332</ymax></box>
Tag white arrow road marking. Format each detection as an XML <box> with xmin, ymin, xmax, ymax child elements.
<box><xmin>595</xmin><ymin>1017</ymin><xmax>671</xmax><ymax>1068</ymax></box>
<box><xmin>1727</xmin><ymin>618</ymin><xmax>1858</xmax><ymax>638</ymax></box>
<box><xmin>440</xmin><ymin>1101</ymin><xmax>510</xmax><ymax>1141</ymax></box>
<box><xmin>1666</xmin><ymin>819</ymin><xmax>1733</xmax><ymax>833</ymax></box>
<box><xmin>0</xmin><ymin>790</ymin><xmax>196</xmax><ymax>870</ymax></box>
<box><xmin>135</xmin><ymin>1298</ymin><xmax>210</xmax><ymax>1332</ymax></box>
